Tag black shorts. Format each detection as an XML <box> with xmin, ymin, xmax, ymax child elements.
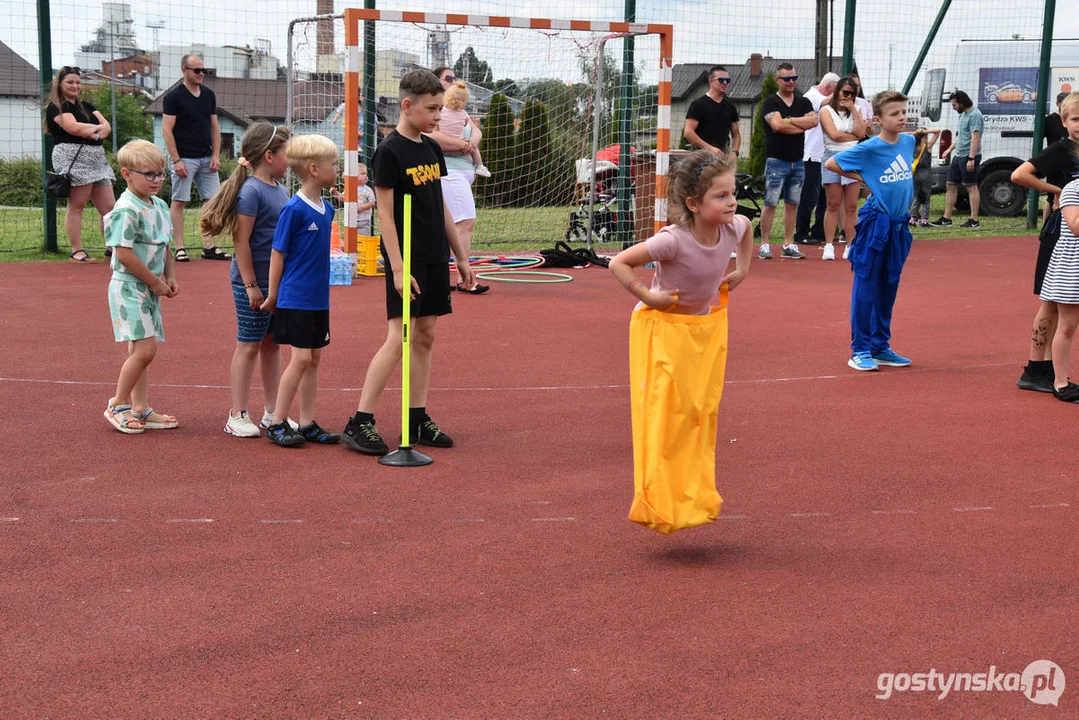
<box><xmin>271</xmin><ymin>308</ymin><xmax>330</xmax><ymax>349</ymax></box>
<box><xmin>384</xmin><ymin>261</ymin><xmax>453</xmax><ymax>319</ymax></box>
<box><xmin>947</xmin><ymin>154</ymin><xmax>980</xmax><ymax>186</ymax></box>
<box><xmin>1034</xmin><ymin>218</ymin><xmax>1060</xmax><ymax>296</ymax></box>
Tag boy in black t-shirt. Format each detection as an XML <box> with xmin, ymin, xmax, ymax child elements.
<box><xmin>343</xmin><ymin>70</ymin><xmax>475</xmax><ymax>455</ymax></box>
<box><xmin>1010</xmin><ymin>91</ymin><xmax>1079</xmax><ymax>392</ymax></box>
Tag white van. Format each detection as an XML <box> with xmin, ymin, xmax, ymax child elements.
<box><xmin>916</xmin><ymin>39</ymin><xmax>1079</xmax><ymax>216</ymax></box>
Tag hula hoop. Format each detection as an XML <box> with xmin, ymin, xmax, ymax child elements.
<box><xmin>474</xmin><ymin>270</ymin><xmax>573</xmax><ymax>283</ymax></box>
<box><xmin>454</xmin><ymin>255</ymin><xmax>545</xmax><ymax>272</ymax></box>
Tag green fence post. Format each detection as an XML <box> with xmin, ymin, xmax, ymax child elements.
<box><xmin>901</xmin><ymin>0</ymin><xmax>952</xmax><ymax>95</ymax></box>
<box><xmin>617</xmin><ymin>0</ymin><xmax>636</xmax><ymax>247</ymax></box>
<box><xmin>1027</xmin><ymin>0</ymin><xmax>1056</xmax><ymax>229</ymax></box>
<box><xmin>841</xmin><ymin>0</ymin><xmax>856</xmax><ymax>76</ymax></box>
<box><xmin>38</xmin><ymin>0</ymin><xmax>58</xmax><ymax>253</ymax></box>
<box><xmin>363</xmin><ymin>0</ymin><xmax>377</xmax><ymax>166</ymax></box>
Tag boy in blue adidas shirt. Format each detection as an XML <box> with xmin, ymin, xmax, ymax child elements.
<box><xmin>260</xmin><ymin>134</ymin><xmax>342</xmax><ymax>446</ymax></box>
<box><xmin>826</xmin><ymin>90</ymin><xmax>918</xmax><ymax>372</ymax></box>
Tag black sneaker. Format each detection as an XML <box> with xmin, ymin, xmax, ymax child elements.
<box><xmin>929</xmin><ymin>216</ymin><xmax>952</xmax><ymax>227</ymax></box>
<box><xmin>1052</xmin><ymin>382</ymin><xmax>1079</xmax><ymax>403</ymax></box>
<box><xmin>415</xmin><ymin>418</ymin><xmax>454</xmax><ymax>448</ymax></box>
<box><xmin>1017</xmin><ymin>367</ymin><xmax>1054</xmax><ymax>393</ymax></box>
<box><xmin>299</xmin><ymin>421</ymin><xmax>341</xmax><ymax>444</ymax></box>
<box><xmin>960</xmin><ymin>218</ymin><xmax>980</xmax><ymax>229</ymax></box>
<box><xmin>342</xmin><ymin>418</ymin><xmax>389</xmax><ymax>455</ymax></box>
<box><xmin>266</xmin><ymin>421</ymin><xmax>305</xmax><ymax>447</ymax></box>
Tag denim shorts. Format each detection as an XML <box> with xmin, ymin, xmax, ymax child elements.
<box><xmin>170</xmin><ymin>156</ymin><xmax>221</xmax><ymax>203</ymax></box>
<box><xmin>763</xmin><ymin>158</ymin><xmax>805</xmax><ymax>207</ymax></box>
<box><xmin>821</xmin><ymin>148</ymin><xmax>858</xmax><ymax>186</ymax></box>
<box><xmin>232</xmin><ymin>283</ymin><xmax>274</xmax><ymax>342</ymax></box>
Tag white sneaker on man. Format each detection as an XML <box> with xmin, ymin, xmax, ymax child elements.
<box><xmin>260</xmin><ymin>411</ymin><xmax>299</xmax><ymax>431</ymax></box>
<box><xmin>842</xmin><ymin>244</ymin><xmax>850</xmax><ymax>260</ymax></box>
<box><xmin>822</xmin><ymin>243</ymin><xmax>836</xmax><ymax>261</ymax></box>
<box><xmin>474</xmin><ymin>164</ymin><xmax>492</xmax><ymax>178</ymax></box>
<box><xmin>224</xmin><ymin>410</ymin><xmax>261</xmax><ymax>438</ymax></box>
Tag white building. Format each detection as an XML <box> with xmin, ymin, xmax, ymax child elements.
<box><xmin>157</xmin><ymin>42</ymin><xmax>279</xmax><ymax>95</ymax></box>
<box><xmin>73</xmin><ymin>2</ymin><xmax>140</xmax><ymax>77</ymax></box>
<box><xmin>0</xmin><ymin>42</ymin><xmax>40</xmax><ymax>160</ymax></box>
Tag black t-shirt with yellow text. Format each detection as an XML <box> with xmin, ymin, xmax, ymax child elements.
<box><xmin>372</xmin><ymin>130</ymin><xmax>450</xmax><ymax>264</ymax></box>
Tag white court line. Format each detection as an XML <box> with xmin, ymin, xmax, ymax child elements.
<box><xmin>166</xmin><ymin>518</ymin><xmax>215</xmax><ymax>524</ymax></box>
<box><xmin>1030</xmin><ymin>503</ymin><xmax>1070</xmax><ymax>509</ymax></box>
<box><xmin>70</xmin><ymin>518</ymin><xmax>118</xmax><ymax>524</ymax></box>
<box><xmin>351</xmin><ymin>518</ymin><xmax>393</xmax><ymax>524</ymax></box>
<box><xmin>791</xmin><ymin>512</ymin><xmax>831</xmax><ymax>518</ymax></box>
<box><xmin>0</xmin><ymin>361</ymin><xmax>1018</xmax><ymax>394</ymax></box>
<box><xmin>533</xmin><ymin>517</ymin><xmax>576</xmax><ymax>522</ymax></box>
<box><xmin>871</xmin><ymin>509</ymin><xmax>916</xmax><ymax>515</ymax></box>
<box><xmin>1</xmin><ymin>517</ymin><xmax>20</xmax><ymax>522</ymax></box>
<box><xmin>446</xmin><ymin>518</ymin><xmax>486</xmax><ymax>524</ymax></box>
<box><xmin>258</xmin><ymin>519</ymin><xmax>303</xmax><ymax>524</ymax></box>
<box><xmin>718</xmin><ymin>514</ymin><xmax>750</xmax><ymax>520</ymax></box>
<box><xmin>953</xmin><ymin>506</ymin><xmax>994</xmax><ymax>512</ymax></box>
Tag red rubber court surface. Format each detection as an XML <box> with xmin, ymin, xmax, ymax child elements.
<box><xmin>0</xmin><ymin>236</ymin><xmax>1075</xmax><ymax>718</ymax></box>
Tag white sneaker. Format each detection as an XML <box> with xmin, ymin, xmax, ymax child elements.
<box><xmin>842</xmin><ymin>244</ymin><xmax>850</xmax><ymax>260</ymax></box>
<box><xmin>474</xmin><ymin>164</ymin><xmax>492</xmax><ymax>178</ymax></box>
<box><xmin>260</xmin><ymin>411</ymin><xmax>299</xmax><ymax>431</ymax></box>
<box><xmin>821</xmin><ymin>243</ymin><xmax>835</xmax><ymax>261</ymax></box>
<box><xmin>224</xmin><ymin>410</ymin><xmax>261</xmax><ymax>438</ymax></box>
<box><xmin>731</xmin><ymin>251</ymin><xmax>738</xmax><ymax>259</ymax></box>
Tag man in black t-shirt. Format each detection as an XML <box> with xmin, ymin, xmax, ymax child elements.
<box><xmin>343</xmin><ymin>70</ymin><xmax>476</xmax><ymax>456</ymax></box>
<box><xmin>684</xmin><ymin>65</ymin><xmax>741</xmax><ymax>157</ymax></box>
<box><xmin>162</xmin><ymin>54</ymin><xmax>229</xmax><ymax>261</ymax></box>
<box><xmin>1045</xmin><ymin>92</ymin><xmax>1068</xmax><ymax>147</ymax></box>
<box><xmin>1010</xmin><ymin>92</ymin><xmax>1079</xmax><ymax>393</ymax></box>
<box><xmin>757</xmin><ymin>63</ymin><xmax>818</xmax><ymax>260</ymax></box>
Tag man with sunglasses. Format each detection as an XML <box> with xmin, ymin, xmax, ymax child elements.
<box><xmin>162</xmin><ymin>54</ymin><xmax>230</xmax><ymax>262</ymax></box>
<box><xmin>758</xmin><ymin>63</ymin><xmax>817</xmax><ymax>260</ymax></box>
<box><xmin>684</xmin><ymin>65</ymin><xmax>741</xmax><ymax>158</ymax></box>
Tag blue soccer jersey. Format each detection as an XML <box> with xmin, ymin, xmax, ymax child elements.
<box><xmin>834</xmin><ymin>134</ymin><xmax>917</xmax><ymax>219</ymax></box>
<box><xmin>272</xmin><ymin>191</ymin><xmax>335</xmax><ymax>311</ymax></box>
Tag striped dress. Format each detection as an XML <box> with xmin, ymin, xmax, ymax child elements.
<box><xmin>1041</xmin><ymin>180</ymin><xmax>1079</xmax><ymax>304</ymax></box>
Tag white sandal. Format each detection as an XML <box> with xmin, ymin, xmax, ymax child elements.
<box><xmin>104</xmin><ymin>400</ymin><xmax>145</xmax><ymax>434</ymax></box>
<box><xmin>137</xmin><ymin>406</ymin><xmax>178</xmax><ymax>429</ymax></box>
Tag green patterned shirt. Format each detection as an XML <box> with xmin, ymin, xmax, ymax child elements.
<box><xmin>104</xmin><ymin>190</ymin><xmax>172</xmax><ymax>281</ymax></box>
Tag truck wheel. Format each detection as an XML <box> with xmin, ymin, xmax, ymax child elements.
<box><xmin>979</xmin><ymin>169</ymin><xmax>1026</xmax><ymax>217</ymax></box>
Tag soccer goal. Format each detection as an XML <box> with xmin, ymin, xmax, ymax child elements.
<box><xmin>323</xmin><ymin>9</ymin><xmax>672</xmax><ymax>255</ymax></box>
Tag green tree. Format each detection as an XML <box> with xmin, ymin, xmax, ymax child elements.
<box><xmin>745</xmin><ymin>72</ymin><xmax>778</xmax><ymax>181</ymax></box>
<box><xmin>454</xmin><ymin>47</ymin><xmax>494</xmax><ymax>88</ymax></box>
<box><xmin>82</xmin><ymin>85</ymin><xmax>152</xmax><ymax>155</ymax></box>
<box><xmin>475</xmin><ymin>93</ymin><xmax>515</xmax><ymax>207</ymax></box>
<box><xmin>512</xmin><ymin>99</ymin><xmax>555</xmax><ymax>206</ymax></box>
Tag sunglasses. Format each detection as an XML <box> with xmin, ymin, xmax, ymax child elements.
<box><xmin>128</xmin><ymin>169</ymin><xmax>167</xmax><ymax>182</ymax></box>
<box><xmin>779</xmin><ymin>76</ymin><xmax>799</xmax><ymax>82</ymax></box>
<box><xmin>840</xmin><ymin>90</ymin><xmax>856</xmax><ymax>97</ymax></box>
<box><xmin>185</xmin><ymin>67</ymin><xmax>207</xmax><ymax>75</ymax></box>
<box><xmin>59</xmin><ymin>66</ymin><xmax>81</xmax><ymax>78</ymax></box>
<box><xmin>442</xmin><ymin>75</ymin><xmax>456</xmax><ymax>83</ymax></box>
<box><xmin>713</xmin><ymin>77</ymin><xmax>731</xmax><ymax>84</ymax></box>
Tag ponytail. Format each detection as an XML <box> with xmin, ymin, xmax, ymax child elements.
<box><xmin>200</xmin><ymin>122</ymin><xmax>290</xmax><ymax>237</ymax></box>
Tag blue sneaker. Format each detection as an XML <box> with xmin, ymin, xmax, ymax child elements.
<box><xmin>848</xmin><ymin>352</ymin><xmax>879</xmax><ymax>372</ymax></box>
<box><xmin>872</xmin><ymin>348</ymin><xmax>912</xmax><ymax>367</ymax></box>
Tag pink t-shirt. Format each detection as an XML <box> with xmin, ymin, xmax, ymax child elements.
<box><xmin>641</xmin><ymin>216</ymin><xmax>748</xmax><ymax>315</ymax></box>
<box><xmin>439</xmin><ymin>108</ymin><xmax>470</xmax><ymax>141</ymax></box>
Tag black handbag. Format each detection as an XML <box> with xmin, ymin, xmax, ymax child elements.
<box><xmin>46</xmin><ymin>143</ymin><xmax>85</xmax><ymax>198</ymax></box>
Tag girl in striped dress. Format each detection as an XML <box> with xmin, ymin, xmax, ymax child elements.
<box><xmin>1041</xmin><ymin>176</ymin><xmax>1079</xmax><ymax>403</ymax></box>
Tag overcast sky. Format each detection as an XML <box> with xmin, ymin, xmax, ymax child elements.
<box><xmin>6</xmin><ymin>0</ymin><xmax>1077</xmax><ymax>95</ymax></box>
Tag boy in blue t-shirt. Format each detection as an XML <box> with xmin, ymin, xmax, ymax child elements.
<box><xmin>826</xmin><ymin>90</ymin><xmax>917</xmax><ymax>372</ymax></box>
<box><xmin>260</xmin><ymin>134</ymin><xmax>342</xmax><ymax>447</ymax></box>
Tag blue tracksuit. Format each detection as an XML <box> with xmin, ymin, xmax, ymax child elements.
<box><xmin>834</xmin><ymin>135</ymin><xmax>917</xmax><ymax>354</ymax></box>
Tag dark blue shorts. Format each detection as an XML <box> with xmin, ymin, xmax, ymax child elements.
<box><xmin>947</xmin><ymin>154</ymin><xmax>980</xmax><ymax>186</ymax></box>
<box><xmin>232</xmin><ymin>283</ymin><xmax>274</xmax><ymax>343</ymax></box>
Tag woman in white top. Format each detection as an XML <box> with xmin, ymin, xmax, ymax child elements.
<box><xmin>819</xmin><ymin>76</ymin><xmax>867</xmax><ymax>260</ymax></box>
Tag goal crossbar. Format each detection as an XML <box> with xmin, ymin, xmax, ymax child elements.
<box><xmin>340</xmin><ymin>8</ymin><xmax>673</xmax><ymax>253</ymax></box>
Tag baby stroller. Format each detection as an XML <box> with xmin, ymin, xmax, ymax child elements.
<box><xmin>565</xmin><ymin>158</ymin><xmax>624</xmax><ymax>246</ymax></box>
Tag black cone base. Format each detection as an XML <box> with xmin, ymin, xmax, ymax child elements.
<box><xmin>379</xmin><ymin>445</ymin><xmax>433</xmax><ymax>467</ymax></box>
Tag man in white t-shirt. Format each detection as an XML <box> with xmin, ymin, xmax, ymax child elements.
<box><xmin>795</xmin><ymin>72</ymin><xmax>839</xmax><ymax>244</ymax></box>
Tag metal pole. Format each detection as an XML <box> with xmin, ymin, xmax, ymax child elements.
<box><xmin>1027</xmin><ymin>0</ymin><xmax>1056</xmax><ymax>228</ymax></box>
<box><xmin>618</xmin><ymin>0</ymin><xmax>636</xmax><ymax>248</ymax></box>
<box><xmin>37</xmin><ymin>0</ymin><xmax>57</xmax><ymax>253</ymax></box>
<box><xmin>841</xmin><ymin>0</ymin><xmax>856</xmax><ymax>76</ymax></box>
<box><xmin>363</xmin><ymin>0</ymin><xmax>377</xmax><ymax>166</ymax></box>
<box><xmin>901</xmin><ymin>0</ymin><xmax>952</xmax><ymax>95</ymax></box>
<box><xmin>286</xmin><ymin>19</ymin><xmax>295</xmax><ymax>126</ymax></box>
<box><xmin>110</xmin><ymin>31</ymin><xmax>118</xmax><ymax>152</ymax></box>
<box><xmin>586</xmin><ymin>40</ymin><xmax>608</xmax><ymax>251</ymax></box>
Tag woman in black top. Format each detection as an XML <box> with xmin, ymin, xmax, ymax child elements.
<box><xmin>44</xmin><ymin>66</ymin><xmax>116</xmax><ymax>263</ymax></box>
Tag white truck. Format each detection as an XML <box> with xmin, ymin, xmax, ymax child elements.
<box><xmin>916</xmin><ymin>39</ymin><xmax>1079</xmax><ymax>216</ymax></box>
